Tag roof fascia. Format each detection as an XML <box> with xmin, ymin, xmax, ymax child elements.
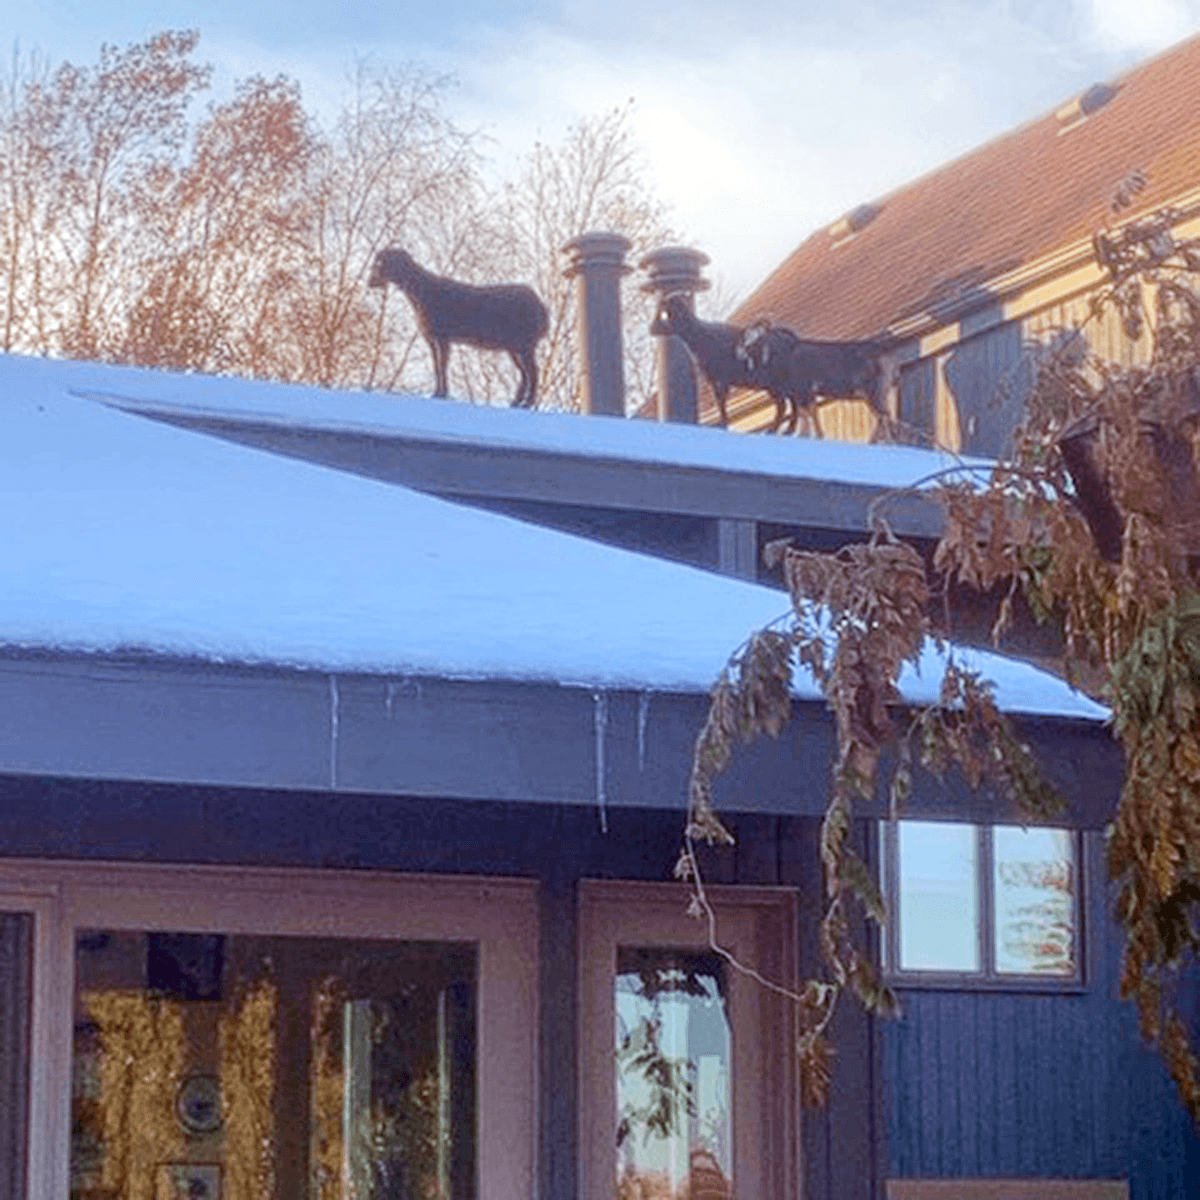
<box><xmin>0</xmin><ymin>652</ymin><xmax>1119</xmax><ymax>827</ymax></box>
<box><xmin>123</xmin><ymin>409</ymin><xmax>948</xmax><ymax>541</ymax></box>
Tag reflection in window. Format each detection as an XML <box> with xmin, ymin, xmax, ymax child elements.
<box><xmin>71</xmin><ymin>932</ymin><xmax>476</xmax><ymax>1200</ymax></box>
<box><xmin>897</xmin><ymin>821</ymin><xmax>979</xmax><ymax>971</ymax></box>
<box><xmin>994</xmin><ymin>826</ymin><xmax>1075</xmax><ymax>975</ymax></box>
<box><xmin>615</xmin><ymin>949</ymin><xmax>731</xmax><ymax>1200</ymax></box>
<box><xmin>883</xmin><ymin>820</ymin><xmax>1078</xmax><ymax>982</ymax></box>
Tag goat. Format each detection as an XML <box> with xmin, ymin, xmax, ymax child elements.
<box><xmin>738</xmin><ymin>322</ymin><xmax>895</xmax><ymax>440</ymax></box>
<box><xmin>650</xmin><ymin>293</ymin><xmax>800</xmax><ymax>431</ymax></box>
<box><xmin>369</xmin><ymin>248</ymin><xmax>549</xmax><ymax>408</ymax></box>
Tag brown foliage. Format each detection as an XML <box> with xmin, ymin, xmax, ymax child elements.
<box><xmin>690</xmin><ymin>209</ymin><xmax>1200</xmax><ymax>1118</ymax></box>
<box><xmin>0</xmin><ymin>33</ymin><xmax>674</xmax><ymax>408</ymax></box>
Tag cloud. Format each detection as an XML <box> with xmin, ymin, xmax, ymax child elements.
<box><xmin>12</xmin><ymin>0</ymin><xmax>1198</xmax><ymax>307</ymax></box>
<box><xmin>1081</xmin><ymin>0</ymin><xmax>1200</xmax><ymax>55</ymax></box>
<box><xmin>436</xmin><ymin>17</ymin><xmax>1093</xmax><ymax>303</ymax></box>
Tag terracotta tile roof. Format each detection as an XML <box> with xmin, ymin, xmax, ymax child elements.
<box><xmin>734</xmin><ymin>34</ymin><xmax>1200</xmax><ymax>341</ymax></box>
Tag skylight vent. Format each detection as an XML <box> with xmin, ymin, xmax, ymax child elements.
<box><xmin>1056</xmin><ymin>81</ymin><xmax>1119</xmax><ymax>132</ymax></box>
<box><xmin>828</xmin><ymin>202</ymin><xmax>881</xmax><ymax>243</ymax></box>
<box><xmin>1081</xmin><ymin>81</ymin><xmax>1119</xmax><ymax>114</ymax></box>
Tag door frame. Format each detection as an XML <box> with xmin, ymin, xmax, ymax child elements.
<box><xmin>578</xmin><ymin>880</ymin><xmax>798</xmax><ymax>1200</ymax></box>
<box><xmin>0</xmin><ymin>858</ymin><xmax>538</xmax><ymax>1200</ymax></box>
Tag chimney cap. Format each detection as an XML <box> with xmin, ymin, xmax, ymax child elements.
<box><xmin>639</xmin><ymin>245</ymin><xmax>711</xmax><ymax>295</ymax></box>
<box><xmin>562</xmin><ymin>231</ymin><xmax>633</xmax><ymax>277</ymax></box>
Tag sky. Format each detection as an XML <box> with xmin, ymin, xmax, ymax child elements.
<box><xmin>9</xmin><ymin>0</ymin><xmax>1200</xmax><ymax>305</ymax></box>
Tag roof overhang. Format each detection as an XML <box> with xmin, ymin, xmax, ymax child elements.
<box><xmin>0</xmin><ymin>651</ymin><xmax>1121</xmax><ymax>829</ymax></box>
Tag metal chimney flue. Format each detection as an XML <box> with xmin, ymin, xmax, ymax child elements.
<box><xmin>563</xmin><ymin>232</ymin><xmax>632</xmax><ymax>417</ymax></box>
<box><xmin>640</xmin><ymin>246</ymin><xmax>710</xmax><ymax>424</ymax></box>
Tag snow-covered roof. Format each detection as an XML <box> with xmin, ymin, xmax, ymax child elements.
<box><xmin>0</xmin><ymin>352</ymin><xmax>1102</xmax><ymax>721</ymax></box>
<box><xmin>54</xmin><ymin>353</ymin><xmax>989</xmax><ymax>493</ymax></box>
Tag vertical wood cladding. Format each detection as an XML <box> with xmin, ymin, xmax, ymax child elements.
<box><xmin>882</xmin><ymin>831</ymin><xmax>1200</xmax><ymax>1197</ymax></box>
<box><xmin>0</xmin><ymin>914</ymin><xmax>30</xmax><ymax>1200</ymax></box>
<box><xmin>899</xmin><ymin>358</ymin><xmax>937</xmax><ymax>447</ymax></box>
<box><xmin>942</xmin><ymin>322</ymin><xmax>1029</xmax><ymax>460</ymax></box>
<box><xmin>5</xmin><ymin>774</ymin><xmax>1198</xmax><ymax>1199</ymax></box>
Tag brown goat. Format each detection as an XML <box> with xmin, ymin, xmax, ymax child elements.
<box><xmin>369</xmin><ymin>249</ymin><xmax>549</xmax><ymax>408</ymax></box>
<box><xmin>738</xmin><ymin>322</ymin><xmax>895</xmax><ymax>439</ymax></box>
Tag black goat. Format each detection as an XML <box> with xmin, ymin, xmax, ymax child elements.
<box><xmin>369</xmin><ymin>248</ymin><xmax>549</xmax><ymax>408</ymax></box>
<box><xmin>739</xmin><ymin>322</ymin><xmax>895</xmax><ymax>440</ymax></box>
<box><xmin>650</xmin><ymin>294</ymin><xmax>800</xmax><ymax>431</ymax></box>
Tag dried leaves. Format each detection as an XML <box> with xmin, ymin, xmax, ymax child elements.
<box><xmin>936</xmin><ymin>212</ymin><xmax>1200</xmax><ymax>1121</ymax></box>
<box><xmin>688</xmin><ymin>209</ymin><xmax>1200</xmax><ymax>1120</ymax></box>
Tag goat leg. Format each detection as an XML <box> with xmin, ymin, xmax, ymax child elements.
<box><xmin>760</xmin><ymin>388</ymin><xmax>784</xmax><ymax>434</ymax></box>
<box><xmin>714</xmin><ymin>384</ymin><xmax>730</xmax><ymax>428</ymax></box>
<box><xmin>429</xmin><ymin>338</ymin><xmax>450</xmax><ymax>398</ymax></box>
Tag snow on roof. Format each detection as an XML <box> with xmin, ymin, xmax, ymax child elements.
<box><xmin>51</xmin><ymin>352</ymin><xmax>990</xmax><ymax>492</ymax></box>
<box><xmin>0</xmin><ymin>352</ymin><xmax>1102</xmax><ymax>720</ymax></box>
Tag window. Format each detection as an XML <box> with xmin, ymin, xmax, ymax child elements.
<box><xmin>579</xmin><ymin>881</ymin><xmax>797</xmax><ymax>1200</ymax></box>
<box><xmin>880</xmin><ymin>820</ymin><xmax>1080</xmax><ymax>985</ymax></box>
<box><xmin>0</xmin><ymin>860</ymin><xmax>537</xmax><ymax>1200</ymax></box>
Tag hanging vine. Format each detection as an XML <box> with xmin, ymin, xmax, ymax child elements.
<box><xmin>684</xmin><ymin>206</ymin><xmax>1200</xmax><ymax>1119</ymax></box>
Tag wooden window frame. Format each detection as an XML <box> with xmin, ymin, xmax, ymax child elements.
<box><xmin>880</xmin><ymin>820</ymin><xmax>1084</xmax><ymax>991</ymax></box>
<box><xmin>0</xmin><ymin>858</ymin><xmax>538</xmax><ymax>1200</ymax></box>
<box><xmin>578</xmin><ymin>880</ymin><xmax>798</xmax><ymax>1200</ymax></box>
<box><xmin>886</xmin><ymin>1179</ymin><xmax>1128</xmax><ymax>1199</ymax></box>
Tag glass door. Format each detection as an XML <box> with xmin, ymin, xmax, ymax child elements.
<box><xmin>0</xmin><ymin>861</ymin><xmax>536</xmax><ymax>1200</ymax></box>
<box><xmin>72</xmin><ymin>932</ymin><xmax>476</xmax><ymax>1200</ymax></box>
<box><xmin>580</xmin><ymin>882</ymin><xmax>797</xmax><ymax>1200</ymax></box>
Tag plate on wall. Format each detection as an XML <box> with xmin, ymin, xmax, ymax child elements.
<box><xmin>174</xmin><ymin>1075</ymin><xmax>223</xmax><ymax>1136</ymax></box>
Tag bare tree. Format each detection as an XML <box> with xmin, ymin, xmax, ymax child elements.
<box><xmin>0</xmin><ymin>33</ymin><xmax>679</xmax><ymax>413</ymax></box>
<box><xmin>288</xmin><ymin>65</ymin><xmax>490</xmax><ymax>391</ymax></box>
<box><xmin>490</xmin><ymin>103</ymin><xmax>678</xmax><ymax>413</ymax></box>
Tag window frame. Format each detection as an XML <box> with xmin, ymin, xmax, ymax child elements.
<box><xmin>880</xmin><ymin>820</ymin><xmax>1085</xmax><ymax>991</ymax></box>
<box><xmin>578</xmin><ymin>880</ymin><xmax>799</xmax><ymax>1200</ymax></box>
<box><xmin>0</xmin><ymin>857</ymin><xmax>538</xmax><ymax>1200</ymax></box>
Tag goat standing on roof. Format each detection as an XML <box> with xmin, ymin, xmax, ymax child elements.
<box><xmin>369</xmin><ymin>249</ymin><xmax>550</xmax><ymax>408</ymax></box>
<box><xmin>739</xmin><ymin>325</ymin><xmax>895</xmax><ymax>440</ymax></box>
<box><xmin>649</xmin><ymin>293</ymin><xmax>801</xmax><ymax>432</ymax></box>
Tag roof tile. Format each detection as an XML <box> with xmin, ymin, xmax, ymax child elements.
<box><xmin>735</xmin><ymin>35</ymin><xmax>1200</xmax><ymax>340</ymax></box>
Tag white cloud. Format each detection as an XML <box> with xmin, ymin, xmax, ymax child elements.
<box><xmin>1081</xmin><ymin>0</ymin><xmax>1200</xmax><ymax>54</ymax></box>
<box><xmin>12</xmin><ymin>1</ymin><xmax>1198</xmax><ymax>308</ymax></box>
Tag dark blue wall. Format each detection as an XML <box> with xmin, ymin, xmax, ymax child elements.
<box><xmin>898</xmin><ymin>358</ymin><xmax>937</xmax><ymax>446</ymax></box>
<box><xmin>0</xmin><ymin>774</ymin><xmax>876</xmax><ymax>1200</ymax></box>
<box><xmin>882</xmin><ymin>830</ymin><xmax>1200</xmax><ymax>1197</ymax></box>
<box><xmin>3</xmin><ymin>774</ymin><xmax>1194</xmax><ymax>1199</ymax></box>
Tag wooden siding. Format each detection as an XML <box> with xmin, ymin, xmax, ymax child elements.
<box><xmin>943</xmin><ymin>323</ymin><xmax>1029</xmax><ymax>459</ymax></box>
<box><xmin>0</xmin><ymin>774</ymin><xmax>874</xmax><ymax>1200</ymax></box>
<box><xmin>1024</xmin><ymin>292</ymin><xmax>1153</xmax><ymax>371</ymax></box>
<box><xmin>0</xmin><ymin>915</ymin><xmax>29</xmax><ymax>1200</ymax></box>
<box><xmin>0</xmin><ymin>773</ymin><xmax>1192</xmax><ymax>1200</ymax></box>
<box><xmin>723</xmin><ymin>390</ymin><xmax>879</xmax><ymax>442</ymax></box>
<box><xmin>882</xmin><ymin>831</ymin><xmax>1200</xmax><ymax>1199</ymax></box>
<box><xmin>899</xmin><ymin>359</ymin><xmax>937</xmax><ymax>448</ymax></box>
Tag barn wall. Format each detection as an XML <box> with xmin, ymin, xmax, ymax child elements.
<box><xmin>898</xmin><ymin>359</ymin><xmax>937</xmax><ymax>447</ymax></box>
<box><xmin>942</xmin><ymin>322</ymin><xmax>1029</xmax><ymax>459</ymax></box>
<box><xmin>882</xmin><ymin>831</ymin><xmax>1200</xmax><ymax>1198</ymax></box>
<box><xmin>4</xmin><ymin>774</ymin><xmax>1192</xmax><ymax>1200</ymax></box>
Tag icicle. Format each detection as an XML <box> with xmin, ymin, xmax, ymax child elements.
<box><xmin>593</xmin><ymin>690</ymin><xmax>609</xmax><ymax>834</ymax></box>
<box><xmin>637</xmin><ymin>691</ymin><xmax>651</xmax><ymax>773</ymax></box>
<box><xmin>329</xmin><ymin>675</ymin><xmax>341</xmax><ymax>789</ymax></box>
<box><xmin>385</xmin><ymin>678</ymin><xmax>420</xmax><ymax>718</ymax></box>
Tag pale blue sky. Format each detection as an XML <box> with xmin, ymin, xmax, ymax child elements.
<box><xmin>9</xmin><ymin>0</ymin><xmax>1200</xmax><ymax>301</ymax></box>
